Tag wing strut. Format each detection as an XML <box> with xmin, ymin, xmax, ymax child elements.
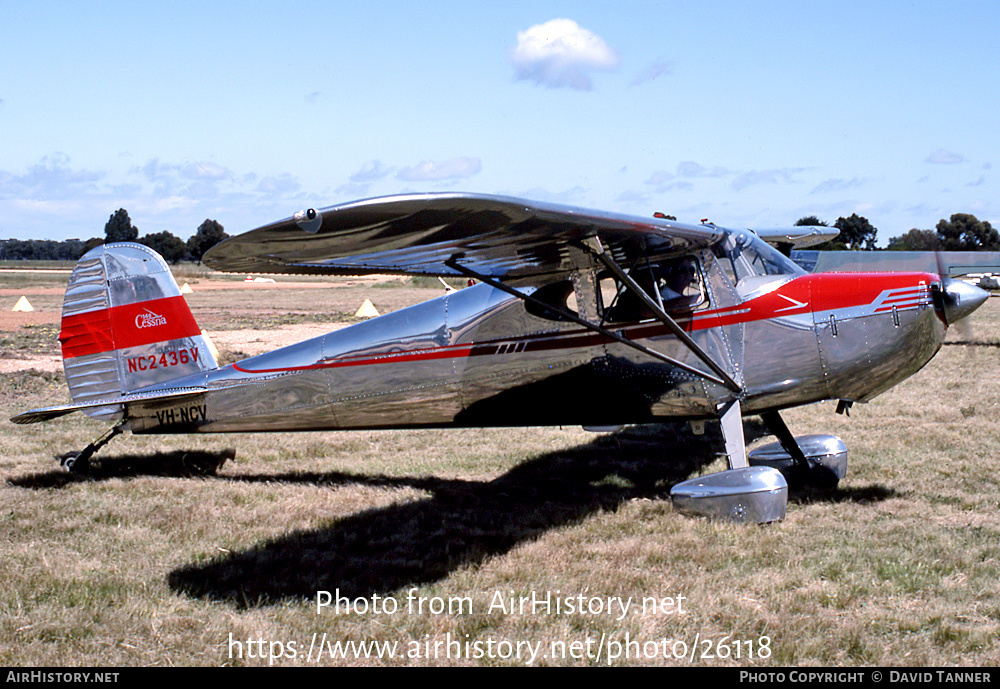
<box><xmin>445</xmin><ymin>258</ymin><xmax>740</xmax><ymax>392</ymax></box>
<box><xmin>580</xmin><ymin>239</ymin><xmax>742</xmax><ymax>393</ymax></box>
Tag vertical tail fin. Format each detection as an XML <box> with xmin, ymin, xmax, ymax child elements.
<box><xmin>59</xmin><ymin>242</ymin><xmax>217</xmax><ymax>420</ymax></box>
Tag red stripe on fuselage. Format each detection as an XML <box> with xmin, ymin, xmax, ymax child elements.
<box><xmin>60</xmin><ymin>295</ymin><xmax>201</xmax><ymax>359</ymax></box>
<box><xmin>231</xmin><ymin>272</ymin><xmax>937</xmax><ymax>375</ymax></box>
<box><xmin>687</xmin><ymin>272</ymin><xmax>934</xmax><ymax>329</ymax></box>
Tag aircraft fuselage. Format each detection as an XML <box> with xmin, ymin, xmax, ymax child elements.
<box><xmin>125</xmin><ymin>261</ymin><xmax>946</xmax><ymax>435</ymax></box>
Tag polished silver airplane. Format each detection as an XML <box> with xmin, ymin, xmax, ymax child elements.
<box><xmin>11</xmin><ymin>193</ymin><xmax>989</xmax><ymax>522</ymax></box>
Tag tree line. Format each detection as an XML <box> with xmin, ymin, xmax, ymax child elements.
<box><xmin>795</xmin><ymin>212</ymin><xmax>999</xmax><ymax>251</ymax></box>
<box><xmin>3</xmin><ymin>208</ymin><xmax>997</xmax><ymax>260</ymax></box>
<box><xmin>0</xmin><ymin>209</ymin><xmax>229</xmax><ymax>263</ymax></box>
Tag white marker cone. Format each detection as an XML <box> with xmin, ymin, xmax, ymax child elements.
<box><xmin>355</xmin><ymin>299</ymin><xmax>380</xmax><ymax>318</ymax></box>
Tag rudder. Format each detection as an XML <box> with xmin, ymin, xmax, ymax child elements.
<box><xmin>59</xmin><ymin>242</ymin><xmax>217</xmax><ymax>420</ymax></box>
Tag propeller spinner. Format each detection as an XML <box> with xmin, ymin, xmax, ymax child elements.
<box><xmin>937</xmin><ymin>277</ymin><xmax>989</xmax><ymax>326</ymax></box>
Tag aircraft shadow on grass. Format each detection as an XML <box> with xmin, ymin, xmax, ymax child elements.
<box><xmin>7</xmin><ymin>448</ymin><xmax>236</xmax><ymax>489</ymax></box>
<box><xmin>8</xmin><ymin>421</ymin><xmax>900</xmax><ymax>608</ymax></box>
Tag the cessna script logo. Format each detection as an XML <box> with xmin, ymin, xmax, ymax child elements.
<box><xmin>135</xmin><ymin>309</ymin><xmax>167</xmax><ymax>329</ymax></box>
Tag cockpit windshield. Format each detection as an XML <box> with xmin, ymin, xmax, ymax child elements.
<box><xmin>712</xmin><ymin>230</ymin><xmax>805</xmax><ymax>284</ymax></box>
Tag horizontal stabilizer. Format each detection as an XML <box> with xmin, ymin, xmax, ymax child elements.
<box><xmin>10</xmin><ymin>387</ymin><xmax>206</xmax><ymax>425</ymax></box>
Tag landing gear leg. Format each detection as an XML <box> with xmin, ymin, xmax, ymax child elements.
<box><xmin>759</xmin><ymin>411</ymin><xmax>839</xmax><ymax>489</ymax></box>
<box><xmin>670</xmin><ymin>399</ymin><xmax>788</xmax><ymax>524</ymax></box>
<box><xmin>719</xmin><ymin>399</ymin><xmax>748</xmax><ymax>469</ymax></box>
<box><xmin>58</xmin><ymin>422</ymin><xmax>125</xmax><ymax>475</ymax></box>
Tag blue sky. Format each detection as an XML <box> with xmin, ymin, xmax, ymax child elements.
<box><xmin>2</xmin><ymin>1</ymin><xmax>998</xmax><ymax>246</ymax></box>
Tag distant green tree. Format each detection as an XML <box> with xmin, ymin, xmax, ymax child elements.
<box><xmin>795</xmin><ymin>216</ymin><xmax>828</xmax><ymax>227</ymax></box>
<box><xmin>104</xmin><ymin>209</ymin><xmax>138</xmax><ymax>243</ymax></box>
<box><xmin>82</xmin><ymin>237</ymin><xmax>105</xmax><ymax>254</ymax></box>
<box><xmin>936</xmin><ymin>213</ymin><xmax>1000</xmax><ymax>251</ymax></box>
<box><xmin>833</xmin><ymin>214</ymin><xmax>877</xmax><ymax>250</ymax></box>
<box><xmin>0</xmin><ymin>238</ymin><xmax>88</xmax><ymax>260</ymax></box>
<box><xmin>139</xmin><ymin>231</ymin><xmax>189</xmax><ymax>264</ymax></box>
<box><xmin>187</xmin><ymin>219</ymin><xmax>228</xmax><ymax>262</ymax></box>
<box><xmin>886</xmin><ymin>229</ymin><xmax>938</xmax><ymax>251</ymax></box>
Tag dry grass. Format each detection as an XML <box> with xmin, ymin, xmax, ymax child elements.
<box><xmin>1</xmin><ymin>271</ymin><xmax>999</xmax><ymax>666</ymax></box>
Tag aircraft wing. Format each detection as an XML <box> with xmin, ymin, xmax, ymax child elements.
<box><xmin>753</xmin><ymin>226</ymin><xmax>838</xmax><ymax>249</ymax></box>
<box><xmin>204</xmin><ymin>193</ymin><xmax>725</xmax><ymax>279</ymax></box>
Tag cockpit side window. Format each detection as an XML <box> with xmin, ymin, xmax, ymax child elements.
<box><xmin>598</xmin><ymin>256</ymin><xmax>707</xmax><ymax>323</ymax></box>
<box><xmin>711</xmin><ymin>243</ymin><xmax>739</xmax><ymax>286</ymax></box>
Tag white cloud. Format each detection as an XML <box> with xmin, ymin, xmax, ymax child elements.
<box><xmin>614</xmin><ymin>189</ymin><xmax>650</xmax><ymax>205</ymax></box>
<box><xmin>645</xmin><ymin>162</ymin><xmax>728</xmax><ymax>193</ymax></box>
<box><xmin>811</xmin><ymin>177</ymin><xmax>868</xmax><ymax>194</ymax></box>
<box><xmin>0</xmin><ymin>153</ymin><xmax>102</xmax><ymax>199</ymax></box>
<box><xmin>676</xmin><ymin>161</ymin><xmax>729</xmax><ymax>178</ymax></box>
<box><xmin>181</xmin><ymin>161</ymin><xmax>231</xmax><ymax>180</ymax></box>
<box><xmin>335</xmin><ymin>181</ymin><xmax>375</xmax><ymax>198</ymax></box>
<box><xmin>644</xmin><ymin>170</ymin><xmax>674</xmax><ymax>187</ymax></box>
<box><xmin>644</xmin><ymin>173</ymin><xmax>694</xmax><ymax>193</ymax></box>
<box><xmin>925</xmin><ymin>149</ymin><xmax>964</xmax><ymax>164</ymax></box>
<box><xmin>0</xmin><ymin>154</ymin><xmax>326</xmax><ymax>240</ymax></box>
<box><xmin>138</xmin><ymin>158</ymin><xmax>172</xmax><ymax>183</ymax></box>
<box><xmin>350</xmin><ymin>160</ymin><xmax>394</xmax><ymax>184</ymax></box>
<box><xmin>905</xmin><ymin>202</ymin><xmax>941</xmax><ymax>219</ymax></box>
<box><xmin>256</xmin><ymin>174</ymin><xmax>301</xmax><ymax>194</ymax></box>
<box><xmin>510</xmin><ymin>19</ymin><xmax>619</xmax><ymax>90</ymax></box>
<box><xmin>731</xmin><ymin>168</ymin><xmax>809</xmax><ymax>191</ymax></box>
<box><xmin>396</xmin><ymin>157</ymin><xmax>482</xmax><ymax>181</ymax></box>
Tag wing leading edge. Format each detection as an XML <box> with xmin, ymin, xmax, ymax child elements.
<box><xmin>203</xmin><ymin>193</ymin><xmax>725</xmax><ymax>279</ymax></box>
<box><xmin>751</xmin><ymin>226</ymin><xmax>839</xmax><ymax>249</ymax></box>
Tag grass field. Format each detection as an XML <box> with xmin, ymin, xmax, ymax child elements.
<box><xmin>1</xmin><ymin>269</ymin><xmax>999</xmax><ymax>667</ymax></box>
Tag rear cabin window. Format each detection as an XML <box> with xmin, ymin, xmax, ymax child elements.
<box><xmin>523</xmin><ymin>280</ymin><xmax>577</xmax><ymax>321</ymax></box>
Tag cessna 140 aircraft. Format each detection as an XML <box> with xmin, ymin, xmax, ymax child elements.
<box><xmin>11</xmin><ymin>193</ymin><xmax>989</xmax><ymax>523</ymax></box>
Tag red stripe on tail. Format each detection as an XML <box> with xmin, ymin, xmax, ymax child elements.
<box><xmin>60</xmin><ymin>296</ymin><xmax>201</xmax><ymax>359</ymax></box>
